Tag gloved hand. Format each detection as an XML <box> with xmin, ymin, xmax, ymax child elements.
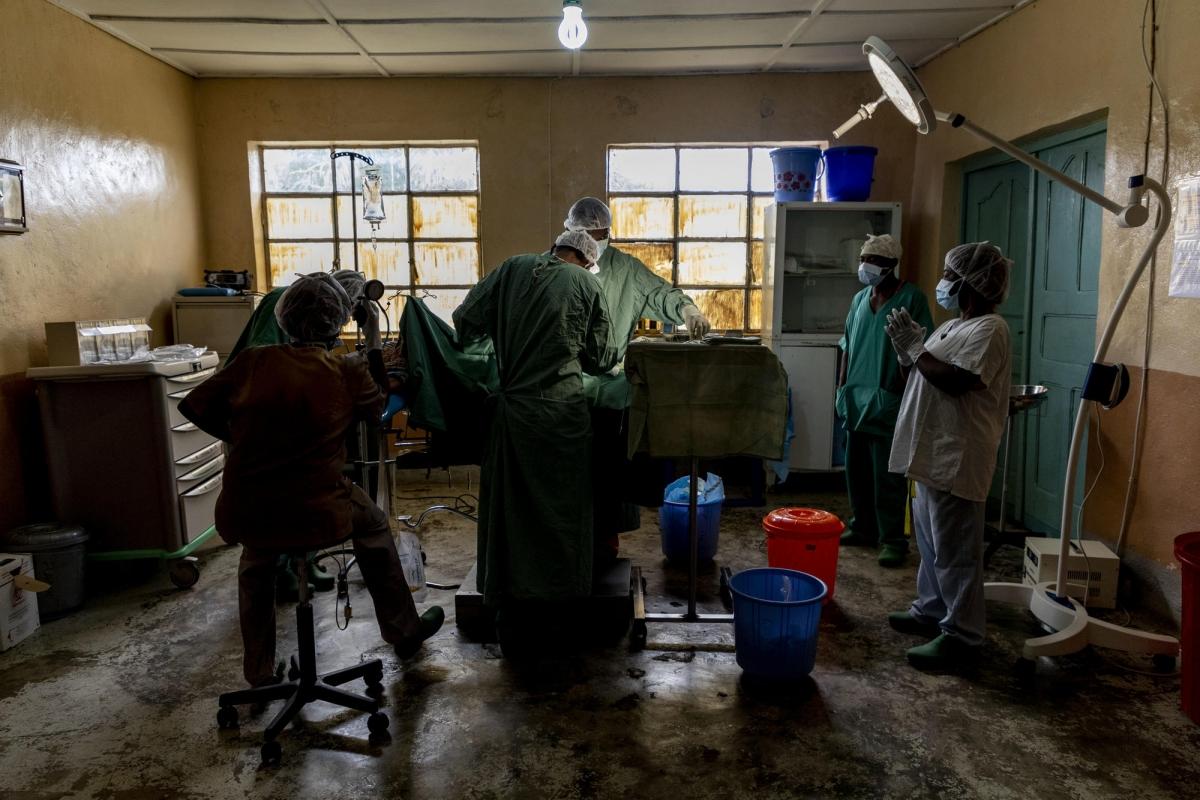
<box><xmin>359</xmin><ymin>300</ymin><xmax>383</xmax><ymax>351</ymax></box>
<box><xmin>884</xmin><ymin>307</ymin><xmax>926</xmax><ymax>366</ymax></box>
<box><xmin>682</xmin><ymin>305</ymin><xmax>711</xmax><ymax>340</ymax></box>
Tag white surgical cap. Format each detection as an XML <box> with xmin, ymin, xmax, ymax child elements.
<box><xmin>564</xmin><ymin>197</ymin><xmax>612</xmax><ymax>231</ymax></box>
<box><xmin>945</xmin><ymin>241</ymin><xmax>1013</xmax><ymax>303</ymax></box>
<box><xmin>275</xmin><ymin>272</ymin><xmax>352</xmax><ymax>342</ymax></box>
<box><xmin>331</xmin><ymin>269</ymin><xmax>365</xmax><ymax>304</ymax></box>
<box><xmin>554</xmin><ymin>229</ymin><xmax>600</xmax><ymax>265</ymax></box>
<box><xmin>861</xmin><ymin>234</ymin><xmax>901</xmax><ymax>262</ymax></box>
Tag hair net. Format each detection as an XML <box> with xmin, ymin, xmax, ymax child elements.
<box><xmin>861</xmin><ymin>234</ymin><xmax>901</xmax><ymax>262</ymax></box>
<box><xmin>945</xmin><ymin>241</ymin><xmax>1013</xmax><ymax>303</ymax></box>
<box><xmin>274</xmin><ymin>273</ymin><xmax>352</xmax><ymax>342</ymax></box>
<box><xmin>331</xmin><ymin>269</ymin><xmax>365</xmax><ymax>304</ymax></box>
<box><xmin>564</xmin><ymin>197</ymin><xmax>612</xmax><ymax>231</ymax></box>
<box><xmin>554</xmin><ymin>229</ymin><xmax>600</xmax><ymax>265</ymax></box>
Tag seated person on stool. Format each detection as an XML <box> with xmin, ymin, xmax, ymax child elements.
<box><xmin>180</xmin><ymin>273</ymin><xmax>443</xmax><ymax>687</ymax></box>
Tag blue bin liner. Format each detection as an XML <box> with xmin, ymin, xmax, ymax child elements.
<box><xmin>660</xmin><ymin>473</ymin><xmax>723</xmax><ymax>561</ymax></box>
<box><xmin>730</xmin><ymin>568</ymin><xmax>826</xmax><ymax>679</ymax></box>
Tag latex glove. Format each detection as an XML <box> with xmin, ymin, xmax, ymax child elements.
<box><xmin>884</xmin><ymin>307</ymin><xmax>926</xmax><ymax>366</ymax></box>
<box><xmin>358</xmin><ymin>300</ymin><xmax>383</xmax><ymax>351</ymax></box>
<box><xmin>682</xmin><ymin>305</ymin><xmax>711</xmax><ymax>340</ymax></box>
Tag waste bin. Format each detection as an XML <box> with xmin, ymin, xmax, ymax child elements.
<box><xmin>730</xmin><ymin>567</ymin><xmax>826</xmax><ymax>679</ymax></box>
<box><xmin>1176</xmin><ymin>531</ymin><xmax>1200</xmax><ymax>725</ymax></box>
<box><xmin>1</xmin><ymin>523</ymin><xmax>89</xmax><ymax>620</ymax></box>
<box><xmin>763</xmin><ymin>508</ymin><xmax>844</xmax><ymax>603</ymax></box>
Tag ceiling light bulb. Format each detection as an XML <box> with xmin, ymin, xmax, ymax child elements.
<box><xmin>559</xmin><ymin>1</ymin><xmax>588</xmax><ymax>50</ymax></box>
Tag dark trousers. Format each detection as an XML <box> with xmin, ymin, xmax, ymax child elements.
<box><xmin>590</xmin><ymin>407</ymin><xmax>641</xmax><ymax>561</ymax></box>
<box><xmin>844</xmin><ymin>429</ymin><xmax>909</xmax><ymax>550</ymax></box>
<box><xmin>238</xmin><ymin>483</ymin><xmax>420</xmax><ymax>686</ymax></box>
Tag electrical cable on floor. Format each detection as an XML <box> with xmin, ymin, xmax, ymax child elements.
<box><xmin>1116</xmin><ymin>0</ymin><xmax>1171</xmax><ymax>558</ymax></box>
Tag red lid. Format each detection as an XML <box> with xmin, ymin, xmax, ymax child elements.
<box><xmin>762</xmin><ymin>507</ymin><xmax>844</xmax><ymax>539</ymax></box>
<box><xmin>1176</xmin><ymin>531</ymin><xmax>1200</xmax><ymax>570</ymax></box>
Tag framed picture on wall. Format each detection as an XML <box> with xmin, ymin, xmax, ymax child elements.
<box><xmin>0</xmin><ymin>160</ymin><xmax>27</xmax><ymax>234</ymax></box>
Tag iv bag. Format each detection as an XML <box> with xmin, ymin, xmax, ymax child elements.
<box><xmin>361</xmin><ymin>167</ymin><xmax>385</xmax><ymax>229</ymax></box>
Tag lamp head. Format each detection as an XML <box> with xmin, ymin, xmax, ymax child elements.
<box><xmin>863</xmin><ymin>36</ymin><xmax>936</xmax><ymax>135</ymax></box>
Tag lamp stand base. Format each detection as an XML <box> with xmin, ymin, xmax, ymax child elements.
<box><xmin>984</xmin><ymin>581</ymin><xmax>1179</xmax><ymax>659</ymax></box>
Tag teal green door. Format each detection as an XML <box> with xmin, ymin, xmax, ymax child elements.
<box><xmin>961</xmin><ymin>161</ymin><xmax>1031</xmax><ymax>518</ymax></box>
<box><xmin>1022</xmin><ymin>130</ymin><xmax>1106</xmax><ymax>534</ymax></box>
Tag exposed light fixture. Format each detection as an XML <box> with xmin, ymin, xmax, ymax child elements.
<box><xmin>558</xmin><ymin>0</ymin><xmax>588</xmax><ymax>50</ymax></box>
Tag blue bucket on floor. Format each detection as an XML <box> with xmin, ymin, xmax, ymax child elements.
<box><xmin>660</xmin><ymin>499</ymin><xmax>722</xmax><ymax>562</ymax></box>
<box><xmin>769</xmin><ymin>147</ymin><xmax>823</xmax><ymax>202</ymax></box>
<box><xmin>823</xmin><ymin>145</ymin><xmax>878</xmax><ymax>201</ymax></box>
<box><xmin>730</xmin><ymin>568</ymin><xmax>826</xmax><ymax>679</ymax></box>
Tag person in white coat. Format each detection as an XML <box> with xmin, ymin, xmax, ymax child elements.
<box><xmin>884</xmin><ymin>242</ymin><xmax>1013</xmax><ymax>671</ymax></box>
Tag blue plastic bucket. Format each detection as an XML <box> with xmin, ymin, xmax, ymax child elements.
<box><xmin>659</xmin><ymin>499</ymin><xmax>722</xmax><ymax>562</ymax></box>
<box><xmin>730</xmin><ymin>568</ymin><xmax>826</xmax><ymax>679</ymax></box>
<box><xmin>769</xmin><ymin>147</ymin><xmax>823</xmax><ymax>202</ymax></box>
<box><xmin>823</xmin><ymin>145</ymin><xmax>878</xmax><ymax>201</ymax></box>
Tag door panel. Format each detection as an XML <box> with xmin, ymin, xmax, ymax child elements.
<box><xmin>962</xmin><ymin>160</ymin><xmax>1030</xmax><ymax>517</ymax></box>
<box><xmin>1022</xmin><ymin>131</ymin><xmax>1105</xmax><ymax>534</ymax></box>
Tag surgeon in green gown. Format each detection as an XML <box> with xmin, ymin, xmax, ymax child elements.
<box><xmin>563</xmin><ymin>197</ymin><xmax>712</xmax><ymax>554</ymax></box>
<box><xmin>836</xmin><ymin>234</ymin><xmax>933</xmax><ymax>567</ymax></box>
<box><xmin>453</xmin><ymin>230</ymin><xmax>618</xmax><ymax>609</ymax></box>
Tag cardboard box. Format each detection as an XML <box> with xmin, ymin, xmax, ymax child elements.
<box><xmin>1023</xmin><ymin>537</ymin><xmax>1120</xmax><ymax>609</ymax></box>
<box><xmin>0</xmin><ymin>553</ymin><xmax>41</xmax><ymax>652</ymax></box>
<box><xmin>45</xmin><ymin>318</ymin><xmax>152</xmax><ymax>366</ymax></box>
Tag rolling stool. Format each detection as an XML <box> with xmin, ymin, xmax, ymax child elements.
<box><xmin>216</xmin><ymin>552</ymin><xmax>389</xmax><ymax>766</ymax></box>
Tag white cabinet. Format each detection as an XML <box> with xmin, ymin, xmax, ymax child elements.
<box><xmin>763</xmin><ymin>202</ymin><xmax>902</xmax><ymax>471</ymax></box>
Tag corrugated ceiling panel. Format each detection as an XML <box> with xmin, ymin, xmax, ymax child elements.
<box><xmin>346</xmin><ymin>22</ymin><xmax>563</xmax><ymax>54</ymax></box>
<box><xmin>804</xmin><ymin>8</ymin><xmax>1003</xmax><ymax>43</ymax></box>
<box><xmin>581</xmin><ymin>48</ymin><xmax>780</xmax><ymax>75</ymax></box>
<box><xmin>66</xmin><ymin>0</ymin><xmax>317</xmax><ymax>18</ymax></box>
<box><xmin>99</xmin><ymin>20</ymin><xmax>347</xmax><ymax>52</ymax></box>
<box><xmin>175</xmin><ymin>52</ymin><xmax>376</xmax><ymax>76</ymax></box>
<box><xmin>326</xmin><ymin>1</ymin><xmax>815</xmax><ymax>19</ymax></box>
<box><xmin>375</xmin><ymin>52</ymin><xmax>572</xmax><ymax>76</ymax></box>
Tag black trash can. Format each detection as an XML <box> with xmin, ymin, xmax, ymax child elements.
<box><xmin>1</xmin><ymin>523</ymin><xmax>89</xmax><ymax>620</ymax></box>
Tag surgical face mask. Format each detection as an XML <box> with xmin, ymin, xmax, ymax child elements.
<box><xmin>593</xmin><ymin>238</ymin><xmax>609</xmax><ymax>258</ymax></box>
<box><xmin>936</xmin><ymin>277</ymin><xmax>963</xmax><ymax>310</ymax></box>
<box><xmin>858</xmin><ymin>261</ymin><xmax>888</xmax><ymax>286</ymax></box>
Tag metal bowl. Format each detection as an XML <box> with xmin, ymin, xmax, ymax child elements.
<box><xmin>1010</xmin><ymin>384</ymin><xmax>1049</xmax><ymax>413</ymax></box>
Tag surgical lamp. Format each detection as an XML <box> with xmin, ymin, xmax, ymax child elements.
<box><xmin>837</xmin><ymin>37</ymin><xmax>1178</xmax><ymax>667</ymax></box>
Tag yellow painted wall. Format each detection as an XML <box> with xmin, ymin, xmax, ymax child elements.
<box><xmin>195</xmin><ymin>73</ymin><xmax>916</xmax><ymax>281</ymax></box>
<box><xmin>0</xmin><ymin>0</ymin><xmax>204</xmax><ymax>531</ymax></box>
<box><xmin>909</xmin><ymin>0</ymin><xmax>1200</xmax><ymax>567</ymax></box>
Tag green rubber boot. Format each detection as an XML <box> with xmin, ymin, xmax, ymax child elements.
<box><xmin>878</xmin><ymin>544</ymin><xmax>908</xmax><ymax>568</ymax></box>
<box><xmin>887</xmin><ymin>611</ymin><xmax>941</xmax><ymax>638</ymax></box>
<box><xmin>840</xmin><ymin>528</ymin><xmax>874</xmax><ymax>547</ymax></box>
<box><xmin>906</xmin><ymin>633</ymin><xmax>980</xmax><ymax>672</ymax></box>
<box><xmin>395</xmin><ymin>607</ymin><xmax>446</xmax><ymax>659</ymax></box>
<box><xmin>308</xmin><ymin>558</ymin><xmax>336</xmax><ymax>593</ymax></box>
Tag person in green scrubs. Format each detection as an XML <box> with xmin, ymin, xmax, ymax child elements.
<box><xmin>837</xmin><ymin>234</ymin><xmax>933</xmax><ymax>567</ymax></box>
<box><xmin>564</xmin><ymin>197</ymin><xmax>712</xmax><ymax>557</ymax></box>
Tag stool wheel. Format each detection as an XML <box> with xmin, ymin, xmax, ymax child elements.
<box><xmin>169</xmin><ymin>558</ymin><xmax>200</xmax><ymax>589</ymax></box>
<box><xmin>367</xmin><ymin>712</ymin><xmax>390</xmax><ymax>735</ymax></box>
<box><xmin>217</xmin><ymin>706</ymin><xmax>239</xmax><ymax>730</ymax></box>
<box><xmin>260</xmin><ymin>740</ymin><xmax>282</xmax><ymax>767</ymax></box>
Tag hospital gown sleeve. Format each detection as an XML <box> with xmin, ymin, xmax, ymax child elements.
<box><xmin>580</xmin><ymin>286</ymin><xmax>619</xmax><ymax>376</ymax></box>
<box><xmin>946</xmin><ymin>317</ymin><xmax>1011</xmax><ymax>388</ymax></box>
<box><xmin>630</xmin><ymin>254</ymin><xmax>696</xmax><ymax>325</ymax></box>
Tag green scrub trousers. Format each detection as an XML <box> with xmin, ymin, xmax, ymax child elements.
<box><xmin>844</xmin><ymin>430</ymin><xmax>909</xmax><ymax>548</ymax></box>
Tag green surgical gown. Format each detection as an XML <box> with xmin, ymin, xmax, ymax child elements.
<box><xmin>453</xmin><ymin>254</ymin><xmax>618</xmax><ymax>605</ymax></box>
<box><xmin>582</xmin><ymin>245</ymin><xmax>699</xmax><ymax>410</ymax></box>
<box><xmin>836</xmin><ymin>281</ymin><xmax>934</xmax><ymax>437</ymax></box>
<box><xmin>226</xmin><ymin>287</ymin><xmax>286</xmax><ymax>365</ymax></box>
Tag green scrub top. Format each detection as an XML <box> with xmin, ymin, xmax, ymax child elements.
<box><xmin>225</xmin><ymin>287</ymin><xmax>286</xmax><ymax>366</ymax></box>
<box><xmin>581</xmin><ymin>244</ymin><xmax>699</xmax><ymax>410</ymax></box>
<box><xmin>836</xmin><ymin>281</ymin><xmax>933</xmax><ymax>438</ymax></box>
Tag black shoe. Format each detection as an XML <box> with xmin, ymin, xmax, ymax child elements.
<box><xmin>395</xmin><ymin>607</ymin><xmax>446</xmax><ymax>658</ymax></box>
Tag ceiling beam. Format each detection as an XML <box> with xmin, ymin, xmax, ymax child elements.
<box><xmin>303</xmin><ymin>0</ymin><xmax>390</xmax><ymax>76</ymax></box>
<box><xmin>761</xmin><ymin>0</ymin><xmax>837</xmax><ymax>72</ymax></box>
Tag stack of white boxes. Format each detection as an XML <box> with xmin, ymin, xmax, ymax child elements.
<box><xmin>0</xmin><ymin>554</ymin><xmax>40</xmax><ymax>652</ymax></box>
<box><xmin>1022</xmin><ymin>537</ymin><xmax>1120</xmax><ymax>609</ymax></box>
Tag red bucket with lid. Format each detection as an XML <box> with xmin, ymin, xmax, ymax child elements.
<box><xmin>763</xmin><ymin>508</ymin><xmax>844</xmax><ymax>603</ymax></box>
<box><xmin>1176</xmin><ymin>532</ymin><xmax>1200</xmax><ymax>725</ymax></box>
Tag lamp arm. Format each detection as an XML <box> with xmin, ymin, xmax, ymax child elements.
<box><xmin>1052</xmin><ymin>177</ymin><xmax>1171</xmax><ymax>595</ymax></box>
<box><xmin>936</xmin><ymin>111</ymin><xmax>1125</xmax><ymax>216</ymax></box>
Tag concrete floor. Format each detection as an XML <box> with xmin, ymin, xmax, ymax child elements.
<box><xmin>1</xmin><ymin>467</ymin><xmax>1196</xmax><ymax>799</ymax></box>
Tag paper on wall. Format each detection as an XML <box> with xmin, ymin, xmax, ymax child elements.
<box><xmin>1168</xmin><ymin>176</ymin><xmax>1200</xmax><ymax>298</ymax></box>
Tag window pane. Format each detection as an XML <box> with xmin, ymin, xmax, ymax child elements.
<box><xmin>266</xmin><ymin>197</ymin><xmax>333</xmax><ymax>239</ymax></box>
<box><xmin>337</xmin><ymin>194</ymin><xmax>408</xmax><ymax>240</ymax></box>
<box><xmin>752</xmin><ymin>196</ymin><xmax>774</xmax><ymax>239</ymax></box>
<box><xmin>747</xmin><ymin>289</ymin><xmax>763</xmax><ymax>331</ymax></box>
<box><xmin>412</xmin><ymin>195</ymin><xmax>478</xmax><ymax>238</ymax></box>
<box><xmin>620</xmin><ymin>243</ymin><xmax>674</xmax><ymax>282</ymax></box>
<box><xmin>334</xmin><ymin>148</ymin><xmax>407</xmax><ymax>193</ymax></box>
<box><xmin>678</xmin><ymin>242</ymin><xmax>747</xmax><ymax>285</ymax></box>
<box><xmin>409</xmin><ymin>147</ymin><xmax>478</xmax><ymax>191</ymax></box>
<box><xmin>678</xmin><ymin>195</ymin><xmax>747</xmax><ymax>238</ymax></box>
<box><xmin>263</xmin><ymin>148</ymin><xmax>332</xmax><ymax>193</ymax></box>
<box><xmin>418</xmin><ymin>288</ymin><xmax>471</xmax><ymax>327</ymax></box>
<box><xmin>751</xmin><ymin>148</ymin><xmax>777</xmax><ymax>193</ymax></box>
<box><xmin>608</xmin><ymin>148</ymin><xmax>676</xmax><ymax>192</ymax></box>
<box><xmin>269</xmin><ymin>242</ymin><xmax>335</xmax><ymax>286</ymax></box>
<box><xmin>679</xmin><ymin>148</ymin><xmax>748</xmax><ymax>191</ymax></box>
<box><xmin>352</xmin><ymin>242</ymin><xmax>412</xmax><ymax>285</ymax></box>
<box><xmin>683</xmin><ymin>289</ymin><xmax>744</xmax><ymax>331</ymax></box>
<box><xmin>611</xmin><ymin>196</ymin><xmax>674</xmax><ymax>240</ymax></box>
<box><xmin>751</xmin><ymin>240</ymin><xmax>765</xmax><ymax>285</ymax></box>
<box><xmin>414</xmin><ymin>242</ymin><xmax>480</xmax><ymax>285</ymax></box>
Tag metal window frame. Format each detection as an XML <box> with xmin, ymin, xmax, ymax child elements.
<box><xmin>606</xmin><ymin>142</ymin><xmax>816</xmax><ymax>331</ymax></box>
<box><xmin>259</xmin><ymin>143</ymin><xmax>482</xmax><ymax>297</ymax></box>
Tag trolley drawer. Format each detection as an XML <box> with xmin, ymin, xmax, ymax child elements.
<box><xmin>179</xmin><ymin>471</ymin><xmax>221</xmax><ymax>544</ymax></box>
<box><xmin>169</xmin><ymin>420</ymin><xmax>217</xmax><ymax>463</ymax></box>
<box><xmin>174</xmin><ymin>440</ymin><xmax>223</xmax><ymax>478</ymax></box>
